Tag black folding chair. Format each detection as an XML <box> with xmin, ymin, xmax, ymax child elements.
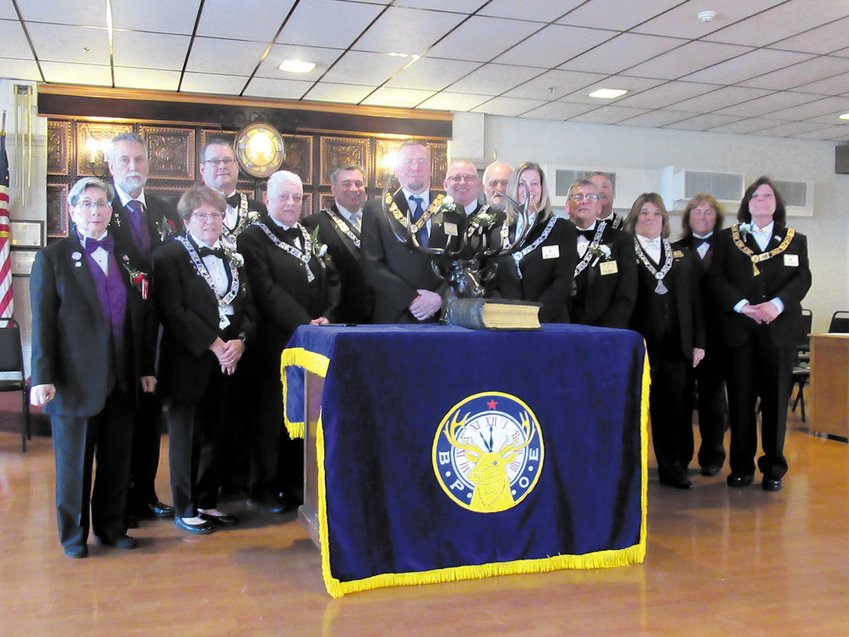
<box><xmin>0</xmin><ymin>318</ymin><xmax>31</xmax><ymax>451</ymax></box>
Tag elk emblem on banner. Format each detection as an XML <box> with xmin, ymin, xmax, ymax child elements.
<box><xmin>432</xmin><ymin>391</ymin><xmax>544</xmax><ymax>513</ymax></box>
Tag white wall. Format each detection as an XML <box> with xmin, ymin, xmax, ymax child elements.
<box><xmin>460</xmin><ymin>114</ymin><xmax>849</xmax><ymax>333</ymax></box>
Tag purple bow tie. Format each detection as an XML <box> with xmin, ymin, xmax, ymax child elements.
<box><xmin>85</xmin><ymin>235</ymin><xmax>114</xmax><ymax>254</ymax></box>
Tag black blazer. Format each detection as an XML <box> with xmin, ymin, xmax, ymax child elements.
<box><xmin>238</xmin><ymin>217</ymin><xmax>339</xmax><ymax>357</ymax></box>
<box><xmin>302</xmin><ymin>205</ymin><xmax>371</xmax><ymax>324</ymax></box>
<box><xmin>707</xmin><ymin>224</ymin><xmax>811</xmax><ymax>348</ymax></box>
<box><xmin>672</xmin><ymin>233</ymin><xmax>723</xmax><ymax>348</ymax></box>
<box><xmin>152</xmin><ymin>238</ymin><xmax>255</xmax><ymax>401</ymax></box>
<box><xmin>109</xmin><ymin>193</ymin><xmax>183</xmax><ymax>273</ymax></box>
<box><xmin>630</xmin><ymin>240</ymin><xmax>705</xmax><ymax>359</ymax></box>
<box><xmin>30</xmin><ymin>234</ymin><xmax>157</xmax><ymax>416</ymax></box>
<box><xmin>361</xmin><ymin>191</ymin><xmax>464</xmax><ymax>323</ymax></box>
<box><xmin>571</xmin><ymin>223</ymin><xmax>637</xmax><ymax>328</ymax></box>
<box><xmin>490</xmin><ymin>216</ymin><xmax>577</xmax><ymax>323</ymax></box>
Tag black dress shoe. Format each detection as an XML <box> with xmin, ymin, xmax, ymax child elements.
<box><xmin>701</xmin><ymin>465</ymin><xmax>722</xmax><ymax>477</ymax></box>
<box><xmin>97</xmin><ymin>534</ymin><xmax>139</xmax><ymax>550</ymax></box>
<box><xmin>762</xmin><ymin>478</ymin><xmax>782</xmax><ymax>491</ymax></box>
<box><xmin>127</xmin><ymin>513</ymin><xmax>139</xmax><ymax>529</ymax></box>
<box><xmin>174</xmin><ymin>517</ymin><xmax>215</xmax><ymax>534</ymax></box>
<box><xmin>249</xmin><ymin>494</ymin><xmax>292</xmax><ymax>514</ymax></box>
<box><xmin>63</xmin><ymin>544</ymin><xmax>88</xmax><ymax>559</ymax></box>
<box><xmin>659</xmin><ymin>476</ymin><xmax>694</xmax><ymax>490</ymax></box>
<box><xmin>726</xmin><ymin>473</ymin><xmax>754</xmax><ymax>487</ymax></box>
<box><xmin>146</xmin><ymin>500</ymin><xmax>174</xmax><ymax>518</ymax></box>
<box><xmin>199</xmin><ymin>511</ymin><xmax>239</xmax><ymax>526</ymax></box>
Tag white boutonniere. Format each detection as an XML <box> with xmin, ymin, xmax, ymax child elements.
<box><xmin>437</xmin><ymin>195</ymin><xmax>457</xmax><ymax>215</ymax></box>
<box><xmin>225</xmin><ymin>248</ymin><xmax>244</xmax><ymax>268</ymax></box>
<box><xmin>738</xmin><ymin>222</ymin><xmax>753</xmax><ymax>239</ymax></box>
<box><xmin>466</xmin><ymin>205</ymin><xmax>498</xmax><ymax>236</ymax></box>
<box><xmin>588</xmin><ymin>243</ymin><xmax>612</xmax><ymax>266</ymax></box>
<box><xmin>309</xmin><ymin>226</ymin><xmax>328</xmax><ymax>259</ymax></box>
<box><xmin>247</xmin><ymin>210</ymin><xmax>262</xmax><ymax>224</ymax></box>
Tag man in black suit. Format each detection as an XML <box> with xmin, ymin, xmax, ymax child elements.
<box><xmin>566</xmin><ymin>179</ymin><xmax>636</xmax><ymax>329</ymax></box>
<box><xmin>107</xmin><ymin>132</ymin><xmax>181</xmax><ymax>523</ymax></box>
<box><xmin>672</xmin><ymin>194</ymin><xmax>728</xmax><ymax>477</ymax></box>
<box><xmin>708</xmin><ymin>177</ymin><xmax>811</xmax><ymax>491</ymax></box>
<box><xmin>199</xmin><ymin>138</ymin><xmax>266</xmax><ymax>493</ymax></box>
<box><xmin>239</xmin><ymin>170</ymin><xmax>338</xmax><ymax>512</ymax></box>
<box><xmin>443</xmin><ymin>159</ymin><xmax>483</xmax><ymax>216</ymax></box>
<box><xmin>302</xmin><ymin>164</ymin><xmax>372</xmax><ymax>324</ymax></box>
<box><xmin>590</xmin><ymin>172</ymin><xmax>624</xmax><ymax>230</ymax></box>
<box><xmin>153</xmin><ymin>185</ymin><xmax>256</xmax><ymax>533</ymax></box>
<box><xmin>31</xmin><ymin>177</ymin><xmax>158</xmax><ymax>558</ymax></box>
<box><xmin>362</xmin><ymin>141</ymin><xmax>462</xmax><ymax>323</ymax></box>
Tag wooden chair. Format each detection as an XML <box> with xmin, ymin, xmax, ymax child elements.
<box><xmin>0</xmin><ymin>318</ymin><xmax>31</xmax><ymax>451</ymax></box>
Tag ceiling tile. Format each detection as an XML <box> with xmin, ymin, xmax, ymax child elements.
<box><xmin>706</xmin><ymin>118</ymin><xmax>782</xmax><ymax>135</ymax></box>
<box><xmin>502</xmin><ymin>69</ymin><xmax>605</xmax><ymax>100</ymax></box>
<box><xmin>0</xmin><ymin>5</ymin><xmax>17</xmax><ymax>19</ymax></box>
<box><xmin>361</xmin><ymin>86</ymin><xmax>436</xmax><ymax>108</ymax></box>
<box><xmin>417</xmin><ymin>92</ymin><xmax>490</xmax><ymax>112</ymax></box>
<box><xmin>27</xmin><ymin>23</ymin><xmax>109</xmax><ymax>65</ymax></box>
<box><xmin>560</xmin><ymin>76</ymin><xmax>666</xmax><ymax>104</ymax></box>
<box><xmin>671</xmin><ymin>86</ymin><xmax>773</xmax><ymax>114</ymax></box>
<box><xmin>520</xmin><ymin>101</ymin><xmax>596</xmax><ymax>120</ymax></box>
<box><xmin>617</xmin><ymin>110</ymin><xmax>704</xmax><ymax>128</ymax></box>
<box><xmin>112</xmin><ymin>32</ymin><xmax>191</xmax><ymax>71</ymax></box>
<box><xmin>794</xmin><ymin>73</ymin><xmax>849</xmax><ymax>97</ymax></box>
<box><xmin>352</xmin><ymin>6</ymin><xmax>465</xmax><ymax>55</ymax></box>
<box><xmin>615</xmin><ymin>81</ymin><xmax>717</xmax><ymax>109</ymax></box>
<box><xmin>320</xmin><ymin>50</ymin><xmax>410</xmax><ymax>85</ymax></box>
<box><xmin>740</xmin><ymin>55</ymin><xmax>849</xmax><ymax>91</ymax></box>
<box><xmin>426</xmin><ymin>16</ymin><xmax>541</xmax><ymax>63</ymax></box>
<box><xmin>664</xmin><ymin>113</ymin><xmax>743</xmax><ymax>131</ymax></box>
<box><xmin>766</xmin><ymin>96</ymin><xmax>849</xmax><ymax>122</ymax></box>
<box><xmin>385</xmin><ymin>57</ymin><xmax>480</xmax><ymax>90</ymax></box>
<box><xmin>471</xmin><ymin>96</ymin><xmax>549</xmax><ymax>117</ymax></box>
<box><xmin>713</xmin><ymin>91</ymin><xmax>822</xmax><ymax>118</ymax></box>
<box><xmin>480</xmin><ymin>0</ymin><xmax>584</xmax><ymax>23</ymax></box>
<box><xmin>276</xmin><ymin>0</ymin><xmax>384</xmax><ymax>48</ymax></box>
<box><xmin>40</xmin><ymin>61</ymin><xmax>112</xmax><ymax>86</ymax></box>
<box><xmin>682</xmin><ymin>49</ymin><xmax>814</xmax><ymax>85</ymax></box>
<box><xmin>254</xmin><ymin>44</ymin><xmax>344</xmax><ymax>80</ymax></box>
<box><xmin>196</xmin><ymin>0</ymin><xmax>296</xmax><ymax>42</ymax></box>
<box><xmin>494</xmin><ymin>24</ymin><xmax>614</xmax><ymax>68</ymax></box>
<box><xmin>0</xmin><ymin>58</ymin><xmax>42</xmax><ymax>82</ymax></box>
<box><xmin>770</xmin><ymin>16</ymin><xmax>849</xmax><ymax>55</ymax></box>
<box><xmin>395</xmin><ymin>0</ymin><xmax>486</xmax><ymax>10</ymax></box>
<box><xmin>302</xmin><ymin>82</ymin><xmax>376</xmax><ymax>104</ymax></box>
<box><xmin>0</xmin><ymin>20</ymin><xmax>35</xmax><ymax>59</ymax></box>
<box><xmin>557</xmin><ymin>0</ymin><xmax>683</xmax><ymax>31</ymax></box>
<box><xmin>184</xmin><ymin>37</ymin><xmax>270</xmax><ymax>75</ymax></box>
<box><xmin>755</xmin><ymin>121</ymin><xmax>836</xmax><ymax>137</ymax></box>
<box><xmin>796</xmin><ymin>125</ymin><xmax>849</xmax><ymax>140</ymax></box>
<box><xmin>569</xmin><ymin>105</ymin><xmax>651</xmax><ymax>125</ymax></box>
<box><xmin>243</xmin><ymin>77</ymin><xmax>313</xmax><ymax>99</ymax></box>
<box><xmin>180</xmin><ymin>72</ymin><xmax>247</xmax><ymax>95</ymax></box>
<box><xmin>625</xmin><ymin>41</ymin><xmax>752</xmax><ymax>80</ymax></box>
<box><xmin>564</xmin><ymin>33</ymin><xmax>686</xmax><ymax>75</ymax></box>
<box><xmin>706</xmin><ymin>0</ymin><xmax>849</xmax><ymax>47</ymax></box>
<box><xmin>635</xmin><ymin>0</ymin><xmax>786</xmax><ymax>38</ymax></box>
<box><xmin>17</xmin><ymin>0</ymin><xmax>106</xmax><ymax>26</ymax></box>
<box><xmin>113</xmin><ymin>67</ymin><xmax>181</xmax><ymax>91</ymax></box>
<box><xmin>446</xmin><ymin>64</ymin><xmax>543</xmax><ymax>97</ymax></box>
<box><xmin>111</xmin><ymin>0</ymin><xmax>201</xmax><ymax>35</ymax></box>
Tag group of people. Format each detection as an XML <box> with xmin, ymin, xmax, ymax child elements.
<box><xmin>29</xmin><ymin>135</ymin><xmax>811</xmax><ymax>559</ymax></box>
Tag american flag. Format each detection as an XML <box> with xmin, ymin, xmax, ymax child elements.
<box><xmin>0</xmin><ymin>131</ymin><xmax>13</xmax><ymax>318</ymax></box>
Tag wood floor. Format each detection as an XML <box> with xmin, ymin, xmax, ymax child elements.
<box><xmin>1</xmin><ymin>414</ymin><xmax>848</xmax><ymax>637</ymax></box>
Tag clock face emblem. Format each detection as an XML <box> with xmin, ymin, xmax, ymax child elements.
<box><xmin>234</xmin><ymin>122</ymin><xmax>285</xmax><ymax>179</ymax></box>
<box><xmin>432</xmin><ymin>391</ymin><xmax>544</xmax><ymax>513</ymax></box>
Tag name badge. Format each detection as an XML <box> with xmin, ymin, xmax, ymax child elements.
<box><xmin>600</xmin><ymin>260</ymin><xmax>618</xmax><ymax>275</ymax></box>
<box><xmin>673</xmin><ymin>250</ymin><xmax>684</xmax><ymax>259</ymax></box>
<box><xmin>443</xmin><ymin>222</ymin><xmax>458</xmax><ymax>236</ymax></box>
<box><xmin>542</xmin><ymin>245</ymin><xmax>560</xmax><ymax>259</ymax></box>
<box><xmin>784</xmin><ymin>254</ymin><xmax>799</xmax><ymax>267</ymax></box>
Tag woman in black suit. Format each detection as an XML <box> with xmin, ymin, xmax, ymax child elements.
<box><xmin>626</xmin><ymin>193</ymin><xmax>705</xmax><ymax>490</ymax></box>
<box><xmin>490</xmin><ymin>162</ymin><xmax>577</xmax><ymax>322</ymax></box>
<box><xmin>153</xmin><ymin>184</ymin><xmax>255</xmax><ymax>533</ymax></box>
<box><xmin>708</xmin><ymin>177</ymin><xmax>811</xmax><ymax>491</ymax></box>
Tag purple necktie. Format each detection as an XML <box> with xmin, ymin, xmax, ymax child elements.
<box><xmin>127</xmin><ymin>200</ymin><xmax>151</xmax><ymax>254</ymax></box>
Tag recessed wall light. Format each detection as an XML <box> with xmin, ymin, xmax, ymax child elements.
<box><xmin>278</xmin><ymin>59</ymin><xmax>316</xmax><ymax>73</ymax></box>
<box><xmin>840</xmin><ymin>113</ymin><xmax>849</xmax><ymax>121</ymax></box>
<box><xmin>589</xmin><ymin>88</ymin><xmax>627</xmax><ymax>99</ymax></box>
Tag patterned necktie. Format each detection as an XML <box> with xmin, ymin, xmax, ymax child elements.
<box><xmin>409</xmin><ymin>196</ymin><xmax>428</xmax><ymax>247</ymax></box>
<box><xmin>126</xmin><ymin>200</ymin><xmax>150</xmax><ymax>253</ymax></box>
<box><xmin>350</xmin><ymin>212</ymin><xmax>362</xmax><ymax>232</ymax></box>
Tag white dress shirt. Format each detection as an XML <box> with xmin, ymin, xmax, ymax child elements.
<box><xmin>636</xmin><ymin>234</ymin><xmax>662</xmax><ymax>263</ymax></box>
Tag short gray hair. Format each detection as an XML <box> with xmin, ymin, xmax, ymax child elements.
<box><xmin>68</xmin><ymin>177</ymin><xmax>112</xmax><ymax>207</ymax></box>
<box><xmin>267</xmin><ymin>170</ymin><xmax>303</xmax><ymax>197</ymax></box>
<box><xmin>108</xmin><ymin>132</ymin><xmax>147</xmax><ymax>161</ymax></box>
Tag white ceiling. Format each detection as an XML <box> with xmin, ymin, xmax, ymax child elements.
<box><xmin>3</xmin><ymin>0</ymin><xmax>849</xmax><ymax>141</ymax></box>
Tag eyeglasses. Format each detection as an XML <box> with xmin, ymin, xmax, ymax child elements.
<box><xmin>203</xmin><ymin>158</ymin><xmax>236</xmax><ymax>167</ymax></box>
<box><xmin>77</xmin><ymin>200</ymin><xmax>111</xmax><ymax>211</ymax></box>
<box><xmin>447</xmin><ymin>174</ymin><xmax>478</xmax><ymax>183</ymax></box>
<box><xmin>193</xmin><ymin>211</ymin><xmax>225</xmax><ymax>221</ymax></box>
<box><xmin>398</xmin><ymin>158</ymin><xmax>429</xmax><ymax>168</ymax></box>
<box><xmin>569</xmin><ymin>193</ymin><xmax>600</xmax><ymax>202</ymax></box>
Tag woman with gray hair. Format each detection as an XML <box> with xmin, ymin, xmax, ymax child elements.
<box><xmin>30</xmin><ymin>177</ymin><xmax>158</xmax><ymax>557</ymax></box>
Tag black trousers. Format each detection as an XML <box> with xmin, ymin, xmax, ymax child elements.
<box><xmin>682</xmin><ymin>346</ymin><xmax>728</xmax><ymax>470</ymax></box>
<box><xmin>166</xmin><ymin>368</ymin><xmax>233</xmax><ymax>518</ymax></box>
<box><xmin>647</xmin><ymin>341</ymin><xmax>691</xmax><ymax>483</ymax></box>
<box><xmin>51</xmin><ymin>388</ymin><xmax>133</xmax><ymax>549</ymax></box>
<box><xmin>127</xmin><ymin>390</ymin><xmax>164</xmax><ymax>511</ymax></box>
<box><xmin>723</xmin><ymin>327</ymin><xmax>794</xmax><ymax>479</ymax></box>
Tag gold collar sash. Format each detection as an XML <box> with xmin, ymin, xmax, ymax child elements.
<box><xmin>385</xmin><ymin>191</ymin><xmax>447</xmax><ymax>233</ymax></box>
<box><xmin>731</xmin><ymin>224</ymin><xmax>795</xmax><ymax>276</ymax></box>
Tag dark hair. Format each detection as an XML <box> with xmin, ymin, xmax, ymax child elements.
<box><xmin>737</xmin><ymin>176</ymin><xmax>787</xmax><ymax>227</ymax></box>
<box><xmin>200</xmin><ymin>138</ymin><xmax>234</xmax><ymax>161</ymax></box>
<box><xmin>624</xmin><ymin>192</ymin><xmax>670</xmax><ymax>238</ymax></box>
<box><xmin>177</xmin><ymin>184</ymin><xmax>227</xmax><ymax>221</ymax></box>
<box><xmin>329</xmin><ymin>164</ymin><xmax>365</xmax><ymax>186</ymax></box>
<box><xmin>681</xmin><ymin>193</ymin><xmax>725</xmax><ymax>236</ymax></box>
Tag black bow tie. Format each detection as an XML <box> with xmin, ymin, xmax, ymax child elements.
<box><xmin>281</xmin><ymin>226</ymin><xmax>301</xmax><ymax>241</ymax></box>
<box><xmin>198</xmin><ymin>246</ymin><xmax>225</xmax><ymax>259</ymax></box>
<box><xmin>693</xmin><ymin>237</ymin><xmax>710</xmax><ymax>249</ymax></box>
<box><xmin>578</xmin><ymin>228</ymin><xmax>596</xmax><ymax>241</ymax></box>
<box><xmin>226</xmin><ymin>193</ymin><xmax>241</xmax><ymax>208</ymax></box>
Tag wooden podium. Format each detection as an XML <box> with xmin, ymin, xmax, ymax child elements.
<box><xmin>810</xmin><ymin>334</ymin><xmax>849</xmax><ymax>439</ymax></box>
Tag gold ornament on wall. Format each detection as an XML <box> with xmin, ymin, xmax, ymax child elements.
<box><xmin>234</xmin><ymin>122</ymin><xmax>285</xmax><ymax>179</ymax></box>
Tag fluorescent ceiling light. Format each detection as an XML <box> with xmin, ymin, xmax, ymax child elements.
<box><xmin>278</xmin><ymin>59</ymin><xmax>316</xmax><ymax>73</ymax></box>
<box><xmin>839</xmin><ymin>113</ymin><xmax>849</xmax><ymax>121</ymax></box>
<box><xmin>589</xmin><ymin>88</ymin><xmax>627</xmax><ymax>99</ymax></box>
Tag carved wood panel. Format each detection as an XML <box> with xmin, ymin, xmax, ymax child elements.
<box><xmin>140</xmin><ymin>126</ymin><xmax>196</xmax><ymax>181</ymax></box>
<box><xmin>319</xmin><ymin>136</ymin><xmax>370</xmax><ymax>186</ymax></box>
